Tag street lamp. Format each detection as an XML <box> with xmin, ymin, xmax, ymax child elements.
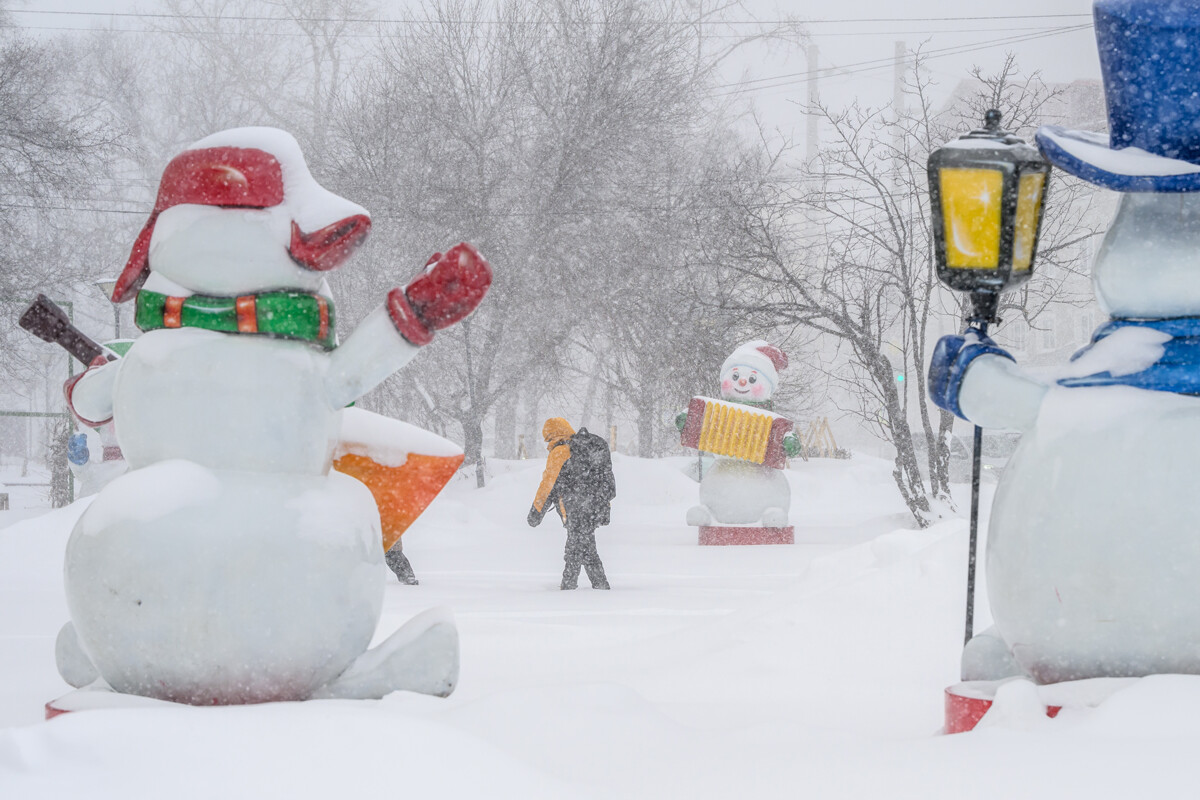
<box><xmin>927</xmin><ymin>109</ymin><xmax>1050</xmax><ymax>324</ymax></box>
<box><xmin>93</xmin><ymin>277</ymin><xmax>121</xmax><ymax>339</ymax></box>
<box><xmin>927</xmin><ymin>109</ymin><xmax>1051</xmax><ymax>646</ymax></box>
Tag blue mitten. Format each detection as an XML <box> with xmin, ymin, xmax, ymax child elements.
<box><xmin>928</xmin><ymin>328</ymin><xmax>1014</xmax><ymax>420</ymax></box>
<box><xmin>67</xmin><ymin>433</ymin><xmax>90</xmax><ymax>466</ymax></box>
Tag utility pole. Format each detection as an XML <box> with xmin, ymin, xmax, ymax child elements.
<box><xmin>893</xmin><ymin>41</ymin><xmax>908</xmax><ymax>117</ymax></box>
<box><xmin>806</xmin><ymin>44</ymin><xmax>820</xmax><ymax>163</ymax></box>
<box><xmin>805</xmin><ymin>43</ymin><xmax>825</xmax><ymax>274</ymax></box>
<box><xmin>892</xmin><ymin>41</ymin><xmax>909</xmax><ymax>190</ymax></box>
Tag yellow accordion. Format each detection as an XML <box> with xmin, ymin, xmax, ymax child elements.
<box><xmin>679</xmin><ymin>396</ymin><xmax>793</xmax><ymax>469</ymax></box>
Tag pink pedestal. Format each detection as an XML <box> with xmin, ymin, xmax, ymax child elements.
<box><xmin>698</xmin><ymin>526</ymin><xmax>794</xmax><ymax>546</ymax></box>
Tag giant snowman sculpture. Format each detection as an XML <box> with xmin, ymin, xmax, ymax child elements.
<box><xmin>678</xmin><ymin>341</ymin><xmax>801</xmax><ymax>545</ymax></box>
<box><xmin>930</xmin><ymin>1</ymin><xmax>1200</xmax><ymax>688</ymax></box>
<box><xmin>55</xmin><ymin>127</ymin><xmax>490</xmax><ymax>706</ymax></box>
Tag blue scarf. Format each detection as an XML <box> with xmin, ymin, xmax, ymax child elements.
<box><xmin>1058</xmin><ymin>317</ymin><xmax>1200</xmax><ymax>395</ymax></box>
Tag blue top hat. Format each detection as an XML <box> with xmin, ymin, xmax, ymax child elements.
<box><xmin>1036</xmin><ymin>0</ymin><xmax>1200</xmax><ymax>191</ymax></box>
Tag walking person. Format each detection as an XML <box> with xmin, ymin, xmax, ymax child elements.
<box><xmin>527</xmin><ymin>417</ymin><xmax>615</xmax><ymax>590</ymax></box>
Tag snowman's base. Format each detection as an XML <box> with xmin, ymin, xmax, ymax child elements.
<box><xmin>698</xmin><ymin>525</ymin><xmax>794</xmax><ymax>546</ymax></box>
<box><xmin>46</xmin><ymin>683</ymin><xmax>178</xmax><ymax>719</ymax></box>
<box><xmin>944</xmin><ymin>676</ymin><xmax>1141</xmax><ymax>733</ymax></box>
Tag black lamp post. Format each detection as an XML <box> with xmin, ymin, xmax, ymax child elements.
<box><xmin>926</xmin><ymin>109</ymin><xmax>1050</xmax><ymax>645</ymax></box>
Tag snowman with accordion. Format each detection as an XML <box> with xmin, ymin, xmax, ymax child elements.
<box><xmin>676</xmin><ymin>341</ymin><xmax>801</xmax><ymax>545</ymax></box>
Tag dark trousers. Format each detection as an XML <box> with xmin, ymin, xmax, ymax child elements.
<box><xmin>385</xmin><ymin>540</ymin><xmax>418</xmax><ymax>585</ymax></box>
<box><xmin>563</xmin><ymin>522</ymin><xmax>609</xmax><ymax>589</ymax></box>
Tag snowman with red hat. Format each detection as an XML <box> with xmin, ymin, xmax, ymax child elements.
<box><xmin>52</xmin><ymin>127</ymin><xmax>491</xmax><ymax>709</ymax></box>
<box><xmin>677</xmin><ymin>340</ymin><xmax>802</xmax><ymax>545</ymax></box>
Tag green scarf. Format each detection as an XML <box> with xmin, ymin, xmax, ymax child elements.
<box><xmin>135</xmin><ymin>289</ymin><xmax>336</xmax><ymax>350</ymax></box>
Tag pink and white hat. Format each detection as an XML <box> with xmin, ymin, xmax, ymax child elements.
<box><xmin>721</xmin><ymin>340</ymin><xmax>788</xmax><ymax>389</ymax></box>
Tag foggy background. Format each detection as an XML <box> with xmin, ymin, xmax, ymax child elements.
<box><xmin>0</xmin><ymin>0</ymin><xmax>1106</xmax><ymax>523</ymax></box>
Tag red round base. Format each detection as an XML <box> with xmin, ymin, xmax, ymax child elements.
<box><xmin>45</xmin><ymin>687</ymin><xmax>176</xmax><ymax>720</ymax></box>
<box><xmin>944</xmin><ymin>682</ymin><xmax>1061</xmax><ymax>734</ymax></box>
<box><xmin>698</xmin><ymin>526</ymin><xmax>794</xmax><ymax>546</ymax></box>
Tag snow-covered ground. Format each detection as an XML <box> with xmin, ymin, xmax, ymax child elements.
<box><xmin>2</xmin><ymin>453</ymin><xmax>1198</xmax><ymax>798</ymax></box>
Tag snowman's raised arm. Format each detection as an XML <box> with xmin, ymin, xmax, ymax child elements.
<box><xmin>324</xmin><ymin>305</ymin><xmax>420</xmax><ymax>409</ymax></box>
<box><xmin>958</xmin><ymin>355</ymin><xmax>1048</xmax><ymax>432</ymax></box>
<box><xmin>324</xmin><ymin>243</ymin><xmax>491</xmax><ymax>409</ymax></box>
<box><xmin>929</xmin><ymin>329</ymin><xmax>1047</xmax><ymax>432</ymax></box>
<box><xmin>65</xmin><ymin>357</ymin><xmax>119</xmax><ymax>427</ymax></box>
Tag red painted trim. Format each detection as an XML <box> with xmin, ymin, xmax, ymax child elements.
<box><xmin>944</xmin><ymin>685</ymin><xmax>1063</xmax><ymax>734</ymax></box>
<box><xmin>317</xmin><ymin>296</ymin><xmax>329</xmax><ymax>341</ymax></box>
<box><xmin>63</xmin><ymin>363</ymin><xmax>113</xmax><ymax>428</ymax></box>
<box><xmin>45</xmin><ymin>701</ymin><xmax>68</xmax><ymax>720</ymax></box>
<box><xmin>289</xmin><ymin>215</ymin><xmax>371</xmax><ymax>272</ymax></box>
<box><xmin>386</xmin><ymin>288</ymin><xmax>434</xmax><ymax>346</ymax></box>
<box><xmin>763</xmin><ymin>417</ymin><xmax>795</xmax><ymax>470</ymax></box>
<box><xmin>164</xmin><ymin>296</ymin><xmax>184</xmax><ymax>328</ymax></box>
<box><xmin>699</xmin><ymin>526</ymin><xmax>794</xmax><ymax>545</ymax></box>
<box><xmin>680</xmin><ymin>397</ymin><xmax>707</xmax><ymax>450</ymax></box>
<box><xmin>235</xmin><ymin>295</ymin><xmax>258</xmax><ymax>333</ymax></box>
<box><xmin>156</xmin><ymin>147</ymin><xmax>284</xmax><ymax>211</ymax></box>
<box><xmin>112</xmin><ymin>211</ymin><xmax>158</xmax><ymax>303</ymax></box>
<box><xmin>945</xmin><ymin>690</ymin><xmax>994</xmax><ymax>734</ymax></box>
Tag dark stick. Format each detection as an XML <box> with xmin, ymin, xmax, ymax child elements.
<box><xmin>964</xmin><ymin>317</ymin><xmax>989</xmax><ymax>646</ymax></box>
<box><xmin>19</xmin><ymin>294</ymin><xmax>108</xmax><ymax>366</ymax></box>
<box><xmin>966</xmin><ymin>422</ymin><xmax>984</xmax><ymax>645</ymax></box>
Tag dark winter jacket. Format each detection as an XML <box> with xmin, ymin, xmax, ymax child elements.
<box><xmin>528</xmin><ymin>418</ymin><xmax>614</xmax><ymax>529</ymax></box>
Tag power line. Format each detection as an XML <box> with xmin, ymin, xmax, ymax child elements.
<box><xmin>3</xmin><ymin>19</ymin><xmax>1093</xmax><ymax>40</ymax></box>
<box><xmin>719</xmin><ymin>24</ymin><xmax>1090</xmax><ymax>89</ymax></box>
<box><xmin>803</xmin><ymin>25</ymin><xmax>1089</xmax><ymax>37</ymax></box>
<box><xmin>8</xmin><ymin>9</ymin><xmax>1095</xmax><ymax>26</ymax></box>
<box><xmin>0</xmin><ymin>197</ymin><xmax>810</xmax><ymax>219</ymax></box>
<box><xmin>716</xmin><ymin>24</ymin><xmax>1093</xmax><ymax>97</ymax></box>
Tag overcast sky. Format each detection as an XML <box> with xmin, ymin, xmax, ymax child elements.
<box><xmin>734</xmin><ymin>0</ymin><xmax>1100</xmax><ymax>139</ymax></box>
<box><xmin>11</xmin><ymin>0</ymin><xmax>1104</xmax><ymax>146</ymax></box>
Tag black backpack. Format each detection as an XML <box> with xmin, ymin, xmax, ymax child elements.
<box><xmin>558</xmin><ymin>428</ymin><xmax>616</xmax><ymax>521</ymax></box>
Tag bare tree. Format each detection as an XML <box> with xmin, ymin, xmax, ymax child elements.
<box><xmin>330</xmin><ymin>0</ymin><xmax>788</xmax><ymax>477</ymax></box>
<box><xmin>711</xmin><ymin>53</ymin><xmax>1103</xmax><ymax>525</ymax></box>
<box><xmin>143</xmin><ymin>0</ymin><xmax>371</xmax><ymax>154</ymax></box>
<box><xmin>0</xmin><ymin>18</ymin><xmax>129</xmax><ymax>398</ymax></box>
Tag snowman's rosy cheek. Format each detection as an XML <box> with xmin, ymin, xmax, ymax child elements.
<box><xmin>721</xmin><ymin>379</ymin><xmax>733</xmax><ymax>392</ymax></box>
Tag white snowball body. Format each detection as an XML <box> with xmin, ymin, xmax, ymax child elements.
<box><xmin>985</xmin><ymin>385</ymin><xmax>1200</xmax><ymax>683</ymax></box>
<box><xmin>66</xmin><ymin>464</ymin><xmax>383</xmax><ymax>704</ymax></box>
<box><xmin>697</xmin><ymin>458</ymin><xmax>790</xmax><ymax>525</ymax></box>
<box><xmin>113</xmin><ymin>328</ymin><xmax>340</xmax><ymax>473</ymax></box>
<box><xmin>64</xmin><ymin>327</ymin><xmax>391</xmax><ymax>703</ymax></box>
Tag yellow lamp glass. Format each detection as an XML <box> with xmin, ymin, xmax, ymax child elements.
<box><xmin>1012</xmin><ymin>171</ymin><xmax>1046</xmax><ymax>272</ymax></box>
<box><xmin>939</xmin><ymin>168</ymin><xmax>1004</xmax><ymax>268</ymax></box>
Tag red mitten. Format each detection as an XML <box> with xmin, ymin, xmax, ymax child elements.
<box><xmin>387</xmin><ymin>243</ymin><xmax>492</xmax><ymax>346</ymax></box>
